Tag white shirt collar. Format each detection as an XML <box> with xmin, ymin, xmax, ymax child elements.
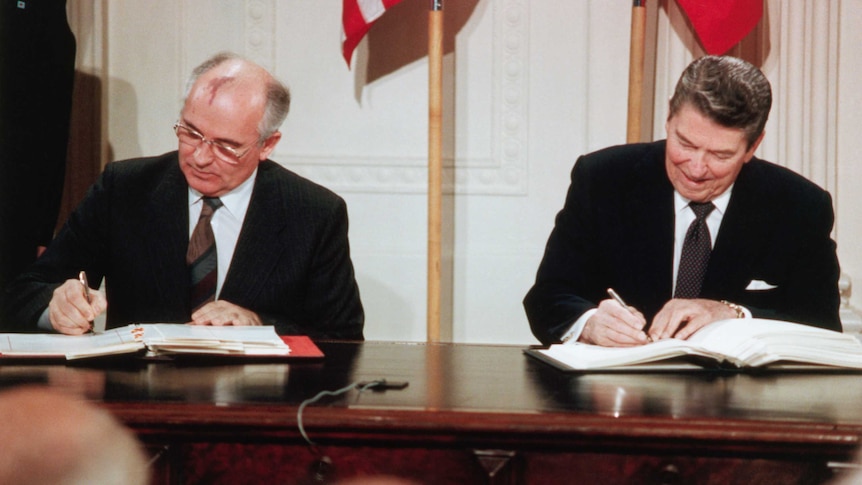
<box><xmin>187</xmin><ymin>168</ymin><xmax>258</xmax><ymax>217</ymax></box>
<box><xmin>673</xmin><ymin>185</ymin><xmax>733</xmax><ymax>216</ymax></box>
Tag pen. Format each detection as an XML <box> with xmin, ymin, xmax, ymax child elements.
<box><xmin>78</xmin><ymin>271</ymin><xmax>94</xmax><ymax>333</ymax></box>
<box><xmin>78</xmin><ymin>271</ymin><xmax>90</xmax><ymax>302</ymax></box>
<box><xmin>606</xmin><ymin>288</ymin><xmax>653</xmax><ymax>343</ymax></box>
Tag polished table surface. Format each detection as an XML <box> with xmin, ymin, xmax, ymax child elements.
<box><xmin>3</xmin><ymin>340</ymin><xmax>862</xmax><ymax>483</ymax></box>
<box><xmin>3</xmin><ymin>341</ymin><xmax>862</xmax><ymax>438</ymax></box>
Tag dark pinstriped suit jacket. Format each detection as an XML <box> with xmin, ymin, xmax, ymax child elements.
<box><xmin>3</xmin><ymin>152</ymin><xmax>364</xmax><ymax>339</ymax></box>
<box><xmin>524</xmin><ymin>141</ymin><xmax>840</xmax><ymax>346</ymax></box>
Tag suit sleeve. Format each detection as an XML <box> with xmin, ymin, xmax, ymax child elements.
<box><xmin>524</xmin><ymin>157</ymin><xmax>605</xmax><ymax>345</ymax></box>
<box><xmin>2</xmin><ymin>167</ymin><xmax>113</xmax><ymax>331</ymax></box>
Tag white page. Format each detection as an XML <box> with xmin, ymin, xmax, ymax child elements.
<box><xmin>0</xmin><ymin>327</ymin><xmax>143</xmax><ymax>356</ymax></box>
<box><xmin>689</xmin><ymin>319</ymin><xmax>862</xmax><ymax>368</ymax></box>
<box><xmin>141</xmin><ymin>324</ymin><xmax>287</xmax><ymax>346</ymax></box>
<box><xmin>537</xmin><ymin>318</ymin><xmax>862</xmax><ymax>370</ymax></box>
<box><xmin>539</xmin><ymin>338</ymin><xmax>718</xmax><ymax>370</ymax></box>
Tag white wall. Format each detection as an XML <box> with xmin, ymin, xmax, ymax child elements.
<box><xmin>836</xmin><ymin>0</ymin><xmax>862</xmax><ymax>325</ymax></box>
<box><xmin>69</xmin><ymin>0</ymin><xmax>862</xmax><ymax>344</ymax></box>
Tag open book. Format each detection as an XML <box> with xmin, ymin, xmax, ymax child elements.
<box><xmin>527</xmin><ymin>318</ymin><xmax>862</xmax><ymax>371</ymax></box>
<box><xmin>0</xmin><ymin>324</ymin><xmax>311</xmax><ymax>361</ymax></box>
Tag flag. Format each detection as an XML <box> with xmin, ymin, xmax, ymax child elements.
<box><xmin>342</xmin><ymin>0</ymin><xmax>404</xmax><ymax>67</ymax></box>
<box><xmin>677</xmin><ymin>0</ymin><xmax>763</xmax><ymax>55</ymax></box>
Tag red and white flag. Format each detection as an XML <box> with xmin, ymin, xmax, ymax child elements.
<box><xmin>342</xmin><ymin>0</ymin><xmax>404</xmax><ymax>67</ymax></box>
<box><xmin>677</xmin><ymin>0</ymin><xmax>763</xmax><ymax>55</ymax></box>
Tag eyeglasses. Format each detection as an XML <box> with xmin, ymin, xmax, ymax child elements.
<box><xmin>173</xmin><ymin>121</ymin><xmax>254</xmax><ymax>165</ymax></box>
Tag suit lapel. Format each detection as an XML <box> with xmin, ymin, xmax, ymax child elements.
<box><xmin>703</xmin><ymin>160</ymin><xmax>771</xmax><ymax>295</ymax></box>
<box><xmin>136</xmin><ymin>158</ymin><xmax>190</xmax><ymax>307</ymax></box>
<box><xmin>221</xmin><ymin>164</ymin><xmax>289</xmax><ymax>301</ymax></box>
<box><xmin>629</xmin><ymin>148</ymin><xmax>675</xmax><ymax>302</ymax></box>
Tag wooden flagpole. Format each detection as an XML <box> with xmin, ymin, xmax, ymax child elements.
<box><xmin>427</xmin><ymin>0</ymin><xmax>444</xmax><ymax>342</ymax></box>
<box><xmin>627</xmin><ymin>0</ymin><xmax>647</xmax><ymax>143</ymax></box>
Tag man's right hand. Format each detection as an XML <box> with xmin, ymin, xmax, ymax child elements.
<box><xmin>579</xmin><ymin>298</ymin><xmax>650</xmax><ymax>346</ymax></box>
<box><xmin>48</xmin><ymin>279</ymin><xmax>107</xmax><ymax>335</ymax></box>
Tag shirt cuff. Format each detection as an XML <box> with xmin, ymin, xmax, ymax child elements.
<box><xmin>37</xmin><ymin>308</ymin><xmax>53</xmax><ymax>331</ymax></box>
<box><xmin>560</xmin><ymin>308</ymin><xmax>597</xmax><ymax>344</ymax></box>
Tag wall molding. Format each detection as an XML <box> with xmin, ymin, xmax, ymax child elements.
<box><xmin>267</xmin><ymin>0</ymin><xmax>529</xmax><ymax>195</ymax></box>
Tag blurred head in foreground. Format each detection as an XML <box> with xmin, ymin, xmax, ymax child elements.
<box><xmin>0</xmin><ymin>386</ymin><xmax>150</xmax><ymax>485</ymax></box>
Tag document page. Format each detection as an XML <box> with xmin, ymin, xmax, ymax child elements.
<box><xmin>537</xmin><ymin>338</ymin><xmax>719</xmax><ymax>370</ymax></box>
<box><xmin>0</xmin><ymin>328</ymin><xmax>144</xmax><ymax>358</ymax></box>
<box><xmin>688</xmin><ymin>319</ymin><xmax>862</xmax><ymax>368</ymax></box>
<box><xmin>533</xmin><ymin>319</ymin><xmax>862</xmax><ymax>371</ymax></box>
<box><xmin>0</xmin><ymin>324</ymin><xmax>300</xmax><ymax>360</ymax></box>
<box><xmin>140</xmin><ymin>324</ymin><xmax>292</xmax><ymax>355</ymax></box>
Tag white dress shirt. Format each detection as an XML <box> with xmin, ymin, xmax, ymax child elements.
<box><xmin>187</xmin><ymin>168</ymin><xmax>257</xmax><ymax>299</ymax></box>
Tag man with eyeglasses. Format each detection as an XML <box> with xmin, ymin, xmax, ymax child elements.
<box><xmin>2</xmin><ymin>52</ymin><xmax>365</xmax><ymax>339</ymax></box>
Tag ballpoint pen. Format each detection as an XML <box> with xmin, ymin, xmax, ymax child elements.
<box><xmin>78</xmin><ymin>271</ymin><xmax>94</xmax><ymax>333</ymax></box>
<box><xmin>606</xmin><ymin>288</ymin><xmax>653</xmax><ymax>343</ymax></box>
<box><xmin>78</xmin><ymin>271</ymin><xmax>90</xmax><ymax>303</ymax></box>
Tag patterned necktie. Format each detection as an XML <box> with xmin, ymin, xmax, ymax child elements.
<box><xmin>674</xmin><ymin>201</ymin><xmax>716</xmax><ymax>299</ymax></box>
<box><xmin>187</xmin><ymin>197</ymin><xmax>223</xmax><ymax>311</ymax></box>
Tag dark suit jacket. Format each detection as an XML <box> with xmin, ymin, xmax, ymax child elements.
<box><xmin>3</xmin><ymin>152</ymin><xmax>364</xmax><ymax>339</ymax></box>
<box><xmin>524</xmin><ymin>141</ymin><xmax>841</xmax><ymax>345</ymax></box>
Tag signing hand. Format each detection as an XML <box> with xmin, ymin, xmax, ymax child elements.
<box><xmin>188</xmin><ymin>300</ymin><xmax>263</xmax><ymax>327</ymax></box>
<box><xmin>579</xmin><ymin>298</ymin><xmax>649</xmax><ymax>347</ymax></box>
<box><xmin>649</xmin><ymin>298</ymin><xmax>738</xmax><ymax>341</ymax></box>
<box><xmin>48</xmin><ymin>279</ymin><xmax>107</xmax><ymax>335</ymax></box>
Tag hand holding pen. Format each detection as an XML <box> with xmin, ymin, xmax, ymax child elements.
<box><xmin>577</xmin><ymin>288</ymin><xmax>650</xmax><ymax>346</ymax></box>
<box><xmin>607</xmin><ymin>288</ymin><xmax>653</xmax><ymax>343</ymax></box>
<box><xmin>46</xmin><ymin>272</ymin><xmax>106</xmax><ymax>335</ymax></box>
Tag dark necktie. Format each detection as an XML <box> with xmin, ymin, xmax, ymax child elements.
<box><xmin>187</xmin><ymin>197</ymin><xmax>223</xmax><ymax>311</ymax></box>
<box><xmin>674</xmin><ymin>201</ymin><xmax>715</xmax><ymax>299</ymax></box>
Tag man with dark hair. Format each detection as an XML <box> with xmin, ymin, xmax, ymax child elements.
<box><xmin>4</xmin><ymin>52</ymin><xmax>364</xmax><ymax>339</ymax></box>
<box><xmin>525</xmin><ymin>55</ymin><xmax>840</xmax><ymax>347</ymax></box>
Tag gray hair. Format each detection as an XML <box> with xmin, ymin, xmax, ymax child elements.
<box><xmin>669</xmin><ymin>55</ymin><xmax>771</xmax><ymax>148</ymax></box>
<box><xmin>182</xmin><ymin>52</ymin><xmax>291</xmax><ymax>144</ymax></box>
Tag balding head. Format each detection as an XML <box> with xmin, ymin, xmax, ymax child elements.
<box><xmin>0</xmin><ymin>386</ymin><xmax>150</xmax><ymax>485</ymax></box>
<box><xmin>183</xmin><ymin>52</ymin><xmax>290</xmax><ymax>143</ymax></box>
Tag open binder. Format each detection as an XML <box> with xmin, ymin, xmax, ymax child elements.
<box><xmin>0</xmin><ymin>324</ymin><xmax>323</xmax><ymax>361</ymax></box>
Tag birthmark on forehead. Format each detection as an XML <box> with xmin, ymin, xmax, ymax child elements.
<box><xmin>205</xmin><ymin>76</ymin><xmax>235</xmax><ymax>105</ymax></box>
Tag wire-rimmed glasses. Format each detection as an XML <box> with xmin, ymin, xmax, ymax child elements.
<box><xmin>173</xmin><ymin>121</ymin><xmax>254</xmax><ymax>165</ymax></box>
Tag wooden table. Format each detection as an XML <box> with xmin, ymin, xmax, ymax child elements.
<box><xmin>3</xmin><ymin>341</ymin><xmax>862</xmax><ymax>484</ymax></box>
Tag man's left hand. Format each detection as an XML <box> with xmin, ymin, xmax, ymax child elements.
<box><xmin>649</xmin><ymin>299</ymin><xmax>738</xmax><ymax>341</ymax></box>
<box><xmin>188</xmin><ymin>300</ymin><xmax>263</xmax><ymax>327</ymax></box>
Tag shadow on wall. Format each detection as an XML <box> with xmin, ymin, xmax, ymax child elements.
<box><xmin>58</xmin><ymin>69</ymin><xmax>102</xmax><ymax>230</ymax></box>
<box><xmin>60</xmin><ymin>73</ymin><xmax>143</xmax><ymax>230</ymax></box>
<box><xmin>350</xmin><ymin>0</ymin><xmax>484</xmax><ymax>95</ymax></box>
<box><xmin>345</xmin><ymin>1</ymin><xmax>483</xmax><ymax>341</ymax></box>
